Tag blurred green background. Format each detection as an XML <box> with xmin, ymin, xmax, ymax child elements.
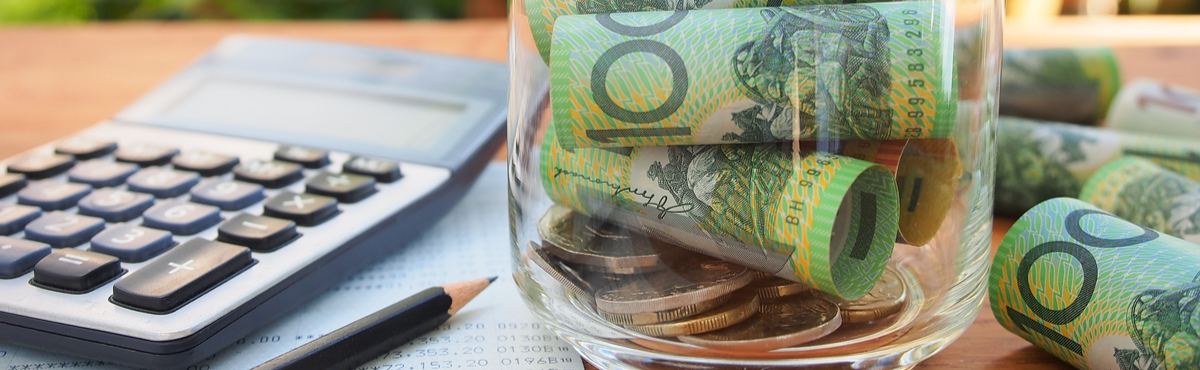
<box><xmin>0</xmin><ymin>0</ymin><xmax>508</xmax><ymax>23</ymax></box>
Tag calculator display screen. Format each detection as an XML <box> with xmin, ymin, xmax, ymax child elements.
<box><xmin>155</xmin><ymin>78</ymin><xmax>466</xmax><ymax>154</ymax></box>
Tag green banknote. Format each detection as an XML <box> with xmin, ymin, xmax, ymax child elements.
<box><xmin>1081</xmin><ymin>157</ymin><xmax>1200</xmax><ymax>244</ymax></box>
<box><xmin>991</xmin><ymin>198</ymin><xmax>1200</xmax><ymax>369</ymax></box>
<box><xmin>1108</xmin><ymin>79</ymin><xmax>1200</xmax><ymax>140</ymax></box>
<box><xmin>1000</xmin><ymin>48</ymin><xmax>1121</xmax><ymax>125</ymax></box>
<box><xmin>539</xmin><ymin>125</ymin><xmax>900</xmax><ymax>300</ymax></box>
<box><xmin>549</xmin><ymin>2</ymin><xmax>953</xmax><ymax>148</ymax></box>
<box><xmin>995</xmin><ymin>116</ymin><xmax>1200</xmax><ymax>216</ymax></box>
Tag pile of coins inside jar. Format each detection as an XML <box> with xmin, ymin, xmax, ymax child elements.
<box><xmin>526</xmin><ymin>205</ymin><xmax>913</xmax><ymax>354</ymax></box>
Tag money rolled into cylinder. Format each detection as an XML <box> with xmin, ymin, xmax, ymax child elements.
<box><xmin>1107</xmin><ymin>79</ymin><xmax>1200</xmax><ymax>140</ymax></box>
<box><xmin>990</xmin><ymin>198</ymin><xmax>1200</xmax><ymax>369</ymax></box>
<box><xmin>841</xmin><ymin>140</ymin><xmax>962</xmax><ymax>245</ymax></box>
<box><xmin>999</xmin><ymin>48</ymin><xmax>1121</xmax><ymax>125</ymax></box>
<box><xmin>548</xmin><ymin>2</ymin><xmax>954</xmax><ymax>149</ymax></box>
<box><xmin>539</xmin><ymin>128</ymin><xmax>900</xmax><ymax>300</ymax></box>
<box><xmin>1081</xmin><ymin>157</ymin><xmax>1200</xmax><ymax>244</ymax></box>
<box><xmin>994</xmin><ymin>116</ymin><xmax>1200</xmax><ymax>216</ymax></box>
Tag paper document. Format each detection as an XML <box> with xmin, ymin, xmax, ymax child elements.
<box><xmin>0</xmin><ymin>164</ymin><xmax>583</xmax><ymax>370</ymax></box>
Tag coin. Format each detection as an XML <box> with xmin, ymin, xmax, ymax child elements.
<box><xmin>626</xmin><ymin>292</ymin><xmax>760</xmax><ymax>337</ymax></box>
<box><xmin>538</xmin><ymin>205</ymin><xmax>673</xmax><ymax>274</ymax></box>
<box><xmin>600</xmin><ymin>293</ymin><xmax>732</xmax><ymax>326</ymax></box>
<box><xmin>678</xmin><ymin>295</ymin><xmax>842</xmax><ymax>351</ymax></box>
<box><xmin>595</xmin><ymin>256</ymin><xmax>755</xmax><ymax>314</ymax></box>
<box><xmin>747</xmin><ymin>277</ymin><xmax>810</xmax><ymax>300</ymax></box>
<box><xmin>523</xmin><ymin>242</ymin><xmax>595</xmax><ymax>303</ymax></box>
<box><xmin>838</xmin><ymin>267</ymin><xmax>905</xmax><ymax>324</ymax></box>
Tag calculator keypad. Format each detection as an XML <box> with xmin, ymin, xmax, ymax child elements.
<box><xmin>55</xmin><ymin>137</ymin><xmax>117</xmax><ymax>160</ymax></box>
<box><xmin>343</xmin><ymin>156</ymin><xmax>401</xmax><ymax>183</ymax></box>
<box><xmin>173</xmin><ymin>151</ymin><xmax>239</xmax><ymax>177</ymax></box>
<box><xmin>274</xmin><ymin>146</ymin><xmax>329</xmax><ymax>169</ymax></box>
<box><xmin>0</xmin><ymin>237</ymin><xmax>51</xmax><ymax>279</ymax></box>
<box><xmin>90</xmin><ymin>225</ymin><xmax>174</xmax><ymax>263</ymax></box>
<box><xmin>113</xmin><ymin>239</ymin><xmax>251</xmax><ymax>312</ymax></box>
<box><xmin>25</xmin><ymin>212</ymin><xmax>107</xmax><ymax>248</ymax></box>
<box><xmin>18</xmin><ymin>182</ymin><xmax>92</xmax><ymax>211</ymax></box>
<box><xmin>217</xmin><ymin>214</ymin><xmax>297</xmax><ymax>252</ymax></box>
<box><xmin>68</xmin><ymin>160</ymin><xmax>138</xmax><ymax>188</ymax></box>
<box><xmin>115</xmin><ymin>144</ymin><xmax>178</xmax><ymax>166</ymax></box>
<box><xmin>233</xmin><ymin>160</ymin><xmax>303</xmax><ymax>188</ymax></box>
<box><xmin>0</xmin><ymin>173</ymin><xmax>27</xmax><ymax>198</ymax></box>
<box><xmin>33</xmin><ymin>249</ymin><xmax>122</xmax><ymax>293</ymax></box>
<box><xmin>127</xmin><ymin>168</ymin><xmax>201</xmax><ymax>198</ymax></box>
<box><xmin>143</xmin><ymin>200</ymin><xmax>221</xmax><ymax>236</ymax></box>
<box><xmin>0</xmin><ymin>205</ymin><xmax>41</xmax><ymax>235</ymax></box>
<box><xmin>8</xmin><ymin>154</ymin><xmax>75</xmax><ymax>179</ymax></box>
<box><xmin>263</xmin><ymin>191</ymin><xmax>338</xmax><ymax>226</ymax></box>
<box><xmin>306</xmin><ymin>171</ymin><xmax>376</xmax><ymax>203</ymax></box>
<box><xmin>190</xmin><ymin>180</ymin><xmax>264</xmax><ymax>211</ymax></box>
<box><xmin>78</xmin><ymin>189</ymin><xmax>155</xmax><ymax>222</ymax></box>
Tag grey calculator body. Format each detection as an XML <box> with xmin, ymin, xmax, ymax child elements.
<box><xmin>0</xmin><ymin>36</ymin><xmax>506</xmax><ymax>368</ymax></box>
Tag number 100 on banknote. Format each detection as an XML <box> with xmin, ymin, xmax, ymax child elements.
<box><xmin>548</xmin><ymin>2</ymin><xmax>954</xmax><ymax>149</ymax></box>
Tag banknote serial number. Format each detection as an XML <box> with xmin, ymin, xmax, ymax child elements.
<box><xmin>900</xmin><ymin>9</ymin><xmax>929</xmax><ymax>138</ymax></box>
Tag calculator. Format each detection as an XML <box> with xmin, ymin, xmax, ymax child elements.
<box><xmin>0</xmin><ymin>36</ymin><xmax>506</xmax><ymax>369</ymax></box>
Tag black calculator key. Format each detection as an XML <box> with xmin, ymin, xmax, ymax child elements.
<box><xmin>0</xmin><ymin>237</ymin><xmax>51</xmax><ymax>278</ymax></box>
<box><xmin>113</xmin><ymin>239</ymin><xmax>251</xmax><ymax>312</ymax></box>
<box><xmin>305</xmin><ymin>171</ymin><xmax>376</xmax><ymax>203</ymax></box>
<box><xmin>190</xmin><ymin>180</ymin><xmax>265</xmax><ymax>211</ymax></box>
<box><xmin>0</xmin><ymin>173</ymin><xmax>26</xmax><ymax>198</ymax></box>
<box><xmin>217</xmin><ymin>214</ymin><xmax>298</xmax><ymax>251</ymax></box>
<box><xmin>127</xmin><ymin>168</ymin><xmax>201</xmax><ymax>198</ymax></box>
<box><xmin>172</xmin><ymin>151</ymin><xmax>239</xmax><ymax>177</ymax></box>
<box><xmin>77</xmin><ymin>189</ymin><xmax>154</xmax><ymax>222</ymax></box>
<box><xmin>233</xmin><ymin>160</ymin><xmax>303</xmax><ymax>188</ymax></box>
<box><xmin>90</xmin><ymin>224</ymin><xmax>173</xmax><ymax>262</ymax></box>
<box><xmin>115</xmin><ymin>143</ymin><xmax>178</xmax><ymax>166</ymax></box>
<box><xmin>275</xmin><ymin>146</ymin><xmax>329</xmax><ymax>168</ymax></box>
<box><xmin>263</xmin><ymin>191</ymin><xmax>338</xmax><ymax>226</ymax></box>
<box><xmin>143</xmin><ymin>200</ymin><xmax>221</xmax><ymax>235</ymax></box>
<box><xmin>0</xmin><ymin>205</ymin><xmax>41</xmax><ymax>235</ymax></box>
<box><xmin>55</xmin><ymin>137</ymin><xmax>117</xmax><ymax>160</ymax></box>
<box><xmin>343</xmin><ymin>156</ymin><xmax>401</xmax><ymax>183</ymax></box>
<box><xmin>67</xmin><ymin>160</ymin><xmax>138</xmax><ymax>188</ymax></box>
<box><xmin>8</xmin><ymin>153</ymin><xmax>75</xmax><ymax>179</ymax></box>
<box><xmin>17</xmin><ymin>181</ymin><xmax>92</xmax><ymax>211</ymax></box>
<box><xmin>33</xmin><ymin>249</ymin><xmax>121</xmax><ymax>292</ymax></box>
<box><xmin>24</xmin><ymin>212</ymin><xmax>106</xmax><ymax>248</ymax></box>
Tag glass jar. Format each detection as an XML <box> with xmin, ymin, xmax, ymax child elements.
<box><xmin>508</xmin><ymin>0</ymin><xmax>1000</xmax><ymax>368</ymax></box>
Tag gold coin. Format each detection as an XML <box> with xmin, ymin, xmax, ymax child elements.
<box><xmin>600</xmin><ymin>293</ymin><xmax>732</xmax><ymax>326</ymax></box>
<box><xmin>747</xmin><ymin>277</ymin><xmax>810</xmax><ymax>300</ymax></box>
<box><xmin>537</xmin><ymin>205</ymin><xmax>673</xmax><ymax>274</ymax></box>
<box><xmin>626</xmin><ymin>293</ymin><xmax>760</xmax><ymax>337</ymax></box>
<box><xmin>595</xmin><ymin>255</ymin><xmax>754</xmax><ymax>314</ymax></box>
<box><xmin>678</xmin><ymin>295</ymin><xmax>842</xmax><ymax>352</ymax></box>
<box><xmin>839</xmin><ymin>267</ymin><xmax>905</xmax><ymax>324</ymax></box>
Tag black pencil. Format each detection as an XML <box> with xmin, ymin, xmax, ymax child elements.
<box><xmin>252</xmin><ymin>276</ymin><xmax>498</xmax><ymax>370</ymax></box>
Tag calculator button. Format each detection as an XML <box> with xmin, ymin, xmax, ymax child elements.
<box><xmin>263</xmin><ymin>191</ymin><xmax>338</xmax><ymax>226</ymax></box>
<box><xmin>0</xmin><ymin>173</ymin><xmax>26</xmax><ymax>198</ymax></box>
<box><xmin>233</xmin><ymin>160</ymin><xmax>303</xmax><ymax>189</ymax></box>
<box><xmin>127</xmin><ymin>168</ymin><xmax>201</xmax><ymax>198</ymax></box>
<box><xmin>8</xmin><ymin>153</ymin><xmax>75</xmax><ymax>179</ymax></box>
<box><xmin>275</xmin><ymin>146</ymin><xmax>329</xmax><ymax>168</ymax></box>
<box><xmin>190</xmin><ymin>180</ymin><xmax>265</xmax><ymax>211</ymax></box>
<box><xmin>115</xmin><ymin>144</ymin><xmax>178</xmax><ymax>167</ymax></box>
<box><xmin>172</xmin><ymin>151</ymin><xmax>239</xmax><ymax>177</ymax></box>
<box><xmin>67</xmin><ymin>160</ymin><xmax>138</xmax><ymax>188</ymax></box>
<box><xmin>343</xmin><ymin>156</ymin><xmax>401</xmax><ymax>183</ymax></box>
<box><xmin>78</xmin><ymin>189</ymin><xmax>155</xmax><ymax>222</ymax></box>
<box><xmin>143</xmin><ymin>200</ymin><xmax>221</xmax><ymax>235</ymax></box>
<box><xmin>24</xmin><ymin>212</ymin><xmax>106</xmax><ymax>248</ymax></box>
<box><xmin>113</xmin><ymin>239</ymin><xmax>251</xmax><ymax>312</ymax></box>
<box><xmin>0</xmin><ymin>205</ymin><xmax>41</xmax><ymax>235</ymax></box>
<box><xmin>33</xmin><ymin>249</ymin><xmax>121</xmax><ymax>292</ymax></box>
<box><xmin>90</xmin><ymin>225</ymin><xmax>173</xmax><ymax>262</ymax></box>
<box><xmin>305</xmin><ymin>171</ymin><xmax>376</xmax><ymax>203</ymax></box>
<box><xmin>55</xmin><ymin>137</ymin><xmax>117</xmax><ymax>160</ymax></box>
<box><xmin>217</xmin><ymin>214</ymin><xmax>298</xmax><ymax>252</ymax></box>
<box><xmin>0</xmin><ymin>237</ymin><xmax>51</xmax><ymax>278</ymax></box>
<box><xmin>17</xmin><ymin>181</ymin><xmax>92</xmax><ymax>211</ymax></box>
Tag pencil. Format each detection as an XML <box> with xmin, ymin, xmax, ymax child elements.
<box><xmin>252</xmin><ymin>276</ymin><xmax>498</xmax><ymax>370</ymax></box>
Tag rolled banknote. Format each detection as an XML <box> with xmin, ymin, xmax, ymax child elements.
<box><xmin>538</xmin><ymin>127</ymin><xmax>900</xmax><ymax>300</ymax></box>
<box><xmin>1107</xmin><ymin>79</ymin><xmax>1200</xmax><ymax>140</ymax></box>
<box><xmin>1081</xmin><ymin>157</ymin><xmax>1200</xmax><ymax>244</ymax></box>
<box><xmin>995</xmin><ymin>116</ymin><xmax>1200</xmax><ymax>216</ymax></box>
<box><xmin>999</xmin><ymin>48</ymin><xmax>1121</xmax><ymax>125</ymax></box>
<box><xmin>990</xmin><ymin>198</ymin><xmax>1200</xmax><ymax>369</ymax></box>
<box><xmin>841</xmin><ymin>139</ymin><xmax>962</xmax><ymax>245</ymax></box>
<box><xmin>549</xmin><ymin>2</ymin><xmax>954</xmax><ymax>148</ymax></box>
<box><xmin>524</xmin><ymin>0</ymin><xmax>896</xmax><ymax>62</ymax></box>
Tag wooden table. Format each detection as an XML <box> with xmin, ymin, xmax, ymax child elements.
<box><xmin>1</xmin><ymin>19</ymin><xmax>1196</xmax><ymax>370</ymax></box>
